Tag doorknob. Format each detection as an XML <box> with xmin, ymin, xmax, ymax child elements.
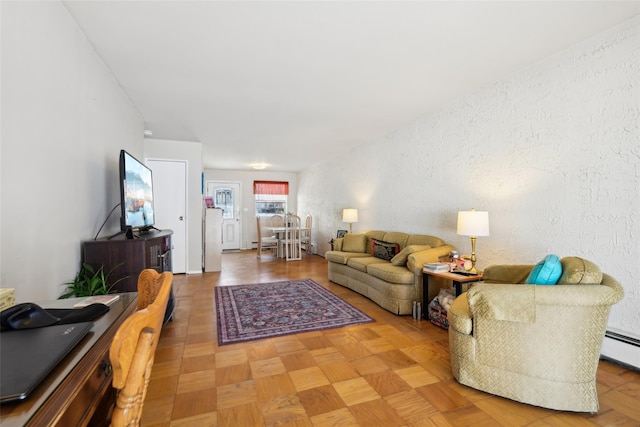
<box><xmin>179</xmin><ymin>216</ymin><xmax>184</xmax><ymax>221</ymax></box>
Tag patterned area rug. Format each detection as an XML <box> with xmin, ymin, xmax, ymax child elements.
<box><xmin>215</xmin><ymin>279</ymin><xmax>374</xmax><ymax>345</ymax></box>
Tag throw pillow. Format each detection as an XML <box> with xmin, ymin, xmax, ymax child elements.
<box><xmin>372</xmin><ymin>239</ymin><xmax>400</xmax><ymax>261</ymax></box>
<box><xmin>390</xmin><ymin>245</ymin><xmax>431</xmax><ymax>266</ymax></box>
<box><xmin>525</xmin><ymin>254</ymin><xmax>562</xmax><ymax>285</ymax></box>
<box><xmin>342</xmin><ymin>233</ymin><xmax>367</xmax><ymax>253</ymax></box>
<box><xmin>558</xmin><ymin>257</ymin><xmax>602</xmax><ymax>284</ymax></box>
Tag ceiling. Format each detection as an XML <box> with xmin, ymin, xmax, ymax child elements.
<box><xmin>63</xmin><ymin>1</ymin><xmax>640</xmax><ymax>172</ymax></box>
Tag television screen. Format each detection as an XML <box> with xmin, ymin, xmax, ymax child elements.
<box><xmin>119</xmin><ymin>150</ymin><xmax>155</xmax><ymax>231</ymax></box>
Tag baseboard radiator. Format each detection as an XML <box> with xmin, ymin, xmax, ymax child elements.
<box><xmin>601</xmin><ymin>329</ymin><xmax>640</xmax><ymax>371</ymax></box>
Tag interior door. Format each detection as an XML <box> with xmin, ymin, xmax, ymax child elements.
<box><xmin>146</xmin><ymin>159</ymin><xmax>187</xmax><ymax>273</ymax></box>
<box><xmin>206</xmin><ymin>181</ymin><xmax>241</xmax><ymax>251</ymax></box>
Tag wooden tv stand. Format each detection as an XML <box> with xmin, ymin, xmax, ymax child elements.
<box><xmin>0</xmin><ymin>293</ymin><xmax>138</xmax><ymax>426</ymax></box>
<box><xmin>83</xmin><ymin>229</ymin><xmax>172</xmax><ymax>292</ymax></box>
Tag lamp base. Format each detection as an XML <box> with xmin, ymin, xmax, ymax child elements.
<box><xmin>470</xmin><ymin>236</ymin><xmax>478</xmax><ymax>273</ymax></box>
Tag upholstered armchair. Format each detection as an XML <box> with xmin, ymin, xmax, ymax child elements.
<box><xmin>448</xmin><ymin>257</ymin><xmax>624</xmax><ymax>412</ymax></box>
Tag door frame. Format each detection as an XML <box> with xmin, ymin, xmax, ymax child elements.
<box><xmin>205</xmin><ymin>180</ymin><xmax>242</xmax><ymax>251</ymax></box>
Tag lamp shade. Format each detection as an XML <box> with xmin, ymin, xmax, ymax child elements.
<box><xmin>342</xmin><ymin>208</ymin><xmax>358</xmax><ymax>223</ymax></box>
<box><xmin>457</xmin><ymin>210</ymin><xmax>490</xmax><ymax>237</ymax></box>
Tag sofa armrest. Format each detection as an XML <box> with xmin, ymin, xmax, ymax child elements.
<box><xmin>333</xmin><ymin>237</ymin><xmax>344</xmax><ymax>251</ymax></box>
<box><xmin>407</xmin><ymin>244</ymin><xmax>455</xmax><ymax>273</ymax></box>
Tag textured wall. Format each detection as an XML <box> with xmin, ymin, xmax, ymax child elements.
<box><xmin>298</xmin><ymin>17</ymin><xmax>639</xmax><ymax>335</ymax></box>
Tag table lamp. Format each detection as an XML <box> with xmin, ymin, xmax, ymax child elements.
<box><xmin>342</xmin><ymin>208</ymin><xmax>358</xmax><ymax>233</ymax></box>
<box><xmin>457</xmin><ymin>209</ymin><xmax>490</xmax><ymax>273</ymax></box>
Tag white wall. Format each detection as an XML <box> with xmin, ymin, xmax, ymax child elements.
<box><xmin>299</xmin><ymin>18</ymin><xmax>640</xmax><ymax>338</ymax></box>
<box><xmin>144</xmin><ymin>139</ymin><xmax>203</xmax><ymax>274</ymax></box>
<box><xmin>1</xmin><ymin>1</ymin><xmax>144</xmax><ymax>302</ymax></box>
<box><xmin>204</xmin><ymin>169</ymin><xmax>298</xmax><ymax>249</ymax></box>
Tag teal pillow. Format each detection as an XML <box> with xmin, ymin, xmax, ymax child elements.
<box><xmin>525</xmin><ymin>254</ymin><xmax>562</xmax><ymax>285</ymax></box>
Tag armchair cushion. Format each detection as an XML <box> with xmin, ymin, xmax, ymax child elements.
<box><xmin>525</xmin><ymin>254</ymin><xmax>562</xmax><ymax>285</ymax></box>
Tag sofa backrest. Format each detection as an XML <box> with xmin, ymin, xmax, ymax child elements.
<box><xmin>363</xmin><ymin>230</ymin><xmax>445</xmax><ymax>255</ymax></box>
<box><xmin>407</xmin><ymin>234</ymin><xmax>445</xmax><ymax>248</ymax></box>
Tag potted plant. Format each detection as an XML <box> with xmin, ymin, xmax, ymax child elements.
<box><xmin>59</xmin><ymin>262</ymin><xmax>127</xmax><ymax>298</ymax></box>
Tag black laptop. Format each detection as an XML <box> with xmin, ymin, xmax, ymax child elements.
<box><xmin>0</xmin><ymin>321</ymin><xmax>93</xmax><ymax>403</ymax></box>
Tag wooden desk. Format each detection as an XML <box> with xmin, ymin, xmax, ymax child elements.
<box><xmin>0</xmin><ymin>293</ymin><xmax>138</xmax><ymax>427</ymax></box>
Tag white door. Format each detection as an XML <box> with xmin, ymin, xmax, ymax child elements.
<box><xmin>206</xmin><ymin>181</ymin><xmax>241</xmax><ymax>251</ymax></box>
<box><xmin>147</xmin><ymin>159</ymin><xmax>187</xmax><ymax>273</ymax></box>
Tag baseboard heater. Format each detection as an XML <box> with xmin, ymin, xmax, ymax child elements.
<box><xmin>601</xmin><ymin>329</ymin><xmax>640</xmax><ymax>371</ymax></box>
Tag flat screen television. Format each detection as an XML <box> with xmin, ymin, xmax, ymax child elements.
<box><xmin>119</xmin><ymin>150</ymin><xmax>155</xmax><ymax>236</ymax></box>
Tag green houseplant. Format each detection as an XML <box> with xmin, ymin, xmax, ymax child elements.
<box><xmin>60</xmin><ymin>262</ymin><xmax>127</xmax><ymax>298</ymax></box>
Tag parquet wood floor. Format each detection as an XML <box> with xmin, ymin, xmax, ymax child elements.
<box><xmin>142</xmin><ymin>251</ymin><xmax>640</xmax><ymax>426</ymax></box>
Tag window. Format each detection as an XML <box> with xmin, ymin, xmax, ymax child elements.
<box><xmin>254</xmin><ymin>180</ymin><xmax>288</xmax><ymax>217</ymax></box>
<box><xmin>255</xmin><ymin>194</ymin><xmax>287</xmax><ymax>216</ymax></box>
<box><xmin>214</xmin><ymin>188</ymin><xmax>234</xmax><ymax>219</ymax></box>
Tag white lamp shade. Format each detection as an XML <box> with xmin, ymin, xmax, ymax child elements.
<box><xmin>342</xmin><ymin>208</ymin><xmax>358</xmax><ymax>223</ymax></box>
<box><xmin>457</xmin><ymin>210</ymin><xmax>490</xmax><ymax>237</ymax></box>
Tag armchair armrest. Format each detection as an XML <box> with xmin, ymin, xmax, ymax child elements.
<box><xmin>482</xmin><ymin>264</ymin><xmax>533</xmax><ymax>284</ymax></box>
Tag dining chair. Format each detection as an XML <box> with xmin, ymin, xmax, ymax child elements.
<box><xmin>285</xmin><ymin>214</ymin><xmax>302</xmax><ymax>261</ymax></box>
<box><xmin>109</xmin><ymin>269</ymin><xmax>172</xmax><ymax>427</ymax></box>
<box><xmin>256</xmin><ymin>216</ymin><xmax>278</xmax><ymax>258</ymax></box>
<box><xmin>301</xmin><ymin>214</ymin><xmax>312</xmax><ymax>253</ymax></box>
<box><xmin>269</xmin><ymin>214</ymin><xmax>284</xmax><ymax>227</ymax></box>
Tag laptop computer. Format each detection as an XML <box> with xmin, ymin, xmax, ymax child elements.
<box><xmin>0</xmin><ymin>321</ymin><xmax>93</xmax><ymax>403</ymax></box>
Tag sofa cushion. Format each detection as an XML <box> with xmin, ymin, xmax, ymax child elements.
<box><xmin>342</xmin><ymin>233</ymin><xmax>367</xmax><ymax>253</ymax></box>
<box><xmin>558</xmin><ymin>257</ymin><xmax>602</xmax><ymax>284</ymax></box>
<box><xmin>367</xmin><ymin>263</ymin><xmax>413</xmax><ymax>284</ymax></box>
<box><xmin>325</xmin><ymin>251</ymin><xmax>370</xmax><ymax>265</ymax></box>
<box><xmin>525</xmin><ymin>254</ymin><xmax>562</xmax><ymax>285</ymax></box>
<box><xmin>390</xmin><ymin>245</ymin><xmax>431</xmax><ymax>266</ymax></box>
<box><xmin>381</xmin><ymin>232</ymin><xmax>410</xmax><ymax>249</ymax></box>
<box><xmin>347</xmin><ymin>256</ymin><xmax>387</xmax><ymax>273</ymax></box>
<box><xmin>372</xmin><ymin>239</ymin><xmax>400</xmax><ymax>261</ymax></box>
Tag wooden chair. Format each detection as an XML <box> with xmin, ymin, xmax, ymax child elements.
<box><xmin>256</xmin><ymin>216</ymin><xmax>278</xmax><ymax>258</ymax></box>
<box><xmin>109</xmin><ymin>269</ymin><xmax>173</xmax><ymax>427</ymax></box>
<box><xmin>300</xmin><ymin>214</ymin><xmax>312</xmax><ymax>253</ymax></box>
<box><xmin>269</xmin><ymin>214</ymin><xmax>284</xmax><ymax>227</ymax></box>
<box><xmin>285</xmin><ymin>214</ymin><xmax>302</xmax><ymax>261</ymax></box>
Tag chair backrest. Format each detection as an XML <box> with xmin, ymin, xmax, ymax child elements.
<box><xmin>270</xmin><ymin>214</ymin><xmax>284</xmax><ymax>227</ymax></box>
<box><xmin>257</xmin><ymin>216</ymin><xmax>275</xmax><ymax>238</ymax></box>
<box><xmin>109</xmin><ymin>269</ymin><xmax>173</xmax><ymax>427</ymax></box>
<box><xmin>305</xmin><ymin>215</ymin><xmax>312</xmax><ymax>229</ymax></box>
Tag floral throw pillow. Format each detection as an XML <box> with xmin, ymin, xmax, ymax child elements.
<box><xmin>372</xmin><ymin>239</ymin><xmax>400</xmax><ymax>261</ymax></box>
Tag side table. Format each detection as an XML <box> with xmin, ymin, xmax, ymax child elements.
<box><xmin>422</xmin><ymin>269</ymin><xmax>483</xmax><ymax>320</ymax></box>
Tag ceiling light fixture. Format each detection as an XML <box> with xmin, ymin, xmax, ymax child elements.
<box><xmin>251</xmin><ymin>164</ymin><xmax>267</xmax><ymax>170</ymax></box>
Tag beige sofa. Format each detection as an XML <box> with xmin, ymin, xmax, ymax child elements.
<box><xmin>325</xmin><ymin>230</ymin><xmax>454</xmax><ymax>315</ymax></box>
<box><xmin>448</xmin><ymin>257</ymin><xmax>624</xmax><ymax>412</ymax></box>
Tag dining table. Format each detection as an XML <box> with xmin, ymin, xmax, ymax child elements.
<box><xmin>265</xmin><ymin>226</ymin><xmax>310</xmax><ymax>259</ymax></box>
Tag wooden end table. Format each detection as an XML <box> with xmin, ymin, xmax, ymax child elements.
<box><xmin>422</xmin><ymin>269</ymin><xmax>483</xmax><ymax>320</ymax></box>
